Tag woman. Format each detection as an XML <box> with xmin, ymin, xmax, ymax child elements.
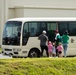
<box><xmin>62</xmin><ymin>30</ymin><xmax>69</xmax><ymax>57</ymax></box>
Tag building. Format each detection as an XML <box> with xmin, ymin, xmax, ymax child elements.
<box><xmin>0</xmin><ymin>0</ymin><xmax>76</xmax><ymax>45</ymax></box>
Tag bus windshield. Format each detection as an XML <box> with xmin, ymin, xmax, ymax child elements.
<box><xmin>2</xmin><ymin>21</ymin><xmax>22</xmax><ymax>45</ymax></box>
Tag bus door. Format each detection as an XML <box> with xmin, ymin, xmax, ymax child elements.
<box><xmin>47</xmin><ymin>22</ymin><xmax>58</xmax><ymax>42</ymax></box>
<box><xmin>22</xmin><ymin>23</ymin><xmax>29</xmax><ymax>45</ymax></box>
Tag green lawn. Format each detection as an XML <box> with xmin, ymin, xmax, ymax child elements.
<box><xmin>0</xmin><ymin>48</ymin><xmax>2</xmax><ymax>53</ymax></box>
<box><xmin>0</xmin><ymin>58</ymin><xmax>76</xmax><ymax>75</ymax></box>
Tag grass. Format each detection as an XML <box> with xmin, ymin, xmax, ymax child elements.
<box><xmin>0</xmin><ymin>48</ymin><xmax>2</xmax><ymax>53</ymax></box>
<box><xmin>0</xmin><ymin>58</ymin><xmax>76</xmax><ymax>75</ymax></box>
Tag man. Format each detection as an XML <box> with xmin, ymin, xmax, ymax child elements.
<box><xmin>38</xmin><ymin>30</ymin><xmax>49</xmax><ymax>57</ymax></box>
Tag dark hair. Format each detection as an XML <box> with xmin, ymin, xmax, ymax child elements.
<box><xmin>64</xmin><ymin>30</ymin><xmax>69</xmax><ymax>35</ymax></box>
<box><xmin>55</xmin><ymin>30</ymin><xmax>58</xmax><ymax>33</ymax></box>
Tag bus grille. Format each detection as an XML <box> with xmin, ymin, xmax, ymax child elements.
<box><xmin>14</xmin><ymin>52</ymin><xmax>18</xmax><ymax>54</ymax></box>
<box><xmin>5</xmin><ymin>49</ymin><xmax>12</xmax><ymax>51</ymax></box>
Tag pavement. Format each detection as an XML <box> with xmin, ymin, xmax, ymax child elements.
<box><xmin>0</xmin><ymin>54</ymin><xmax>12</xmax><ymax>59</ymax></box>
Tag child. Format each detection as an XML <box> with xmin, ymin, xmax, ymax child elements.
<box><xmin>48</xmin><ymin>41</ymin><xmax>53</xmax><ymax>57</ymax></box>
<box><xmin>52</xmin><ymin>43</ymin><xmax>56</xmax><ymax>57</ymax></box>
<box><xmin>57</xmin><ymin>42</ymin><xmax>63</xmax><ymax>57</ymax></box>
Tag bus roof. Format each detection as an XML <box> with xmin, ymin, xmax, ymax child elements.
<box><xmin>7</xmin><ymin>17</ymin><xmax>76</xmax><ymax>22</ymax></box>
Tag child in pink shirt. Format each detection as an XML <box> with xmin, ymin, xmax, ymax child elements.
<box><xmin>48</xmin><ymin>41</ymin><xmax>53</xmax><ymax>57</ymax></box>
<box><xmin>57</xmin><ymin>42</ymin><xmax>63</xmax><ymax>57</ymax></box>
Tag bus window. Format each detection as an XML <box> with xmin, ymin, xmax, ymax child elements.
<box><xmin>29</xmin><ymin>22</ymin><xmax>37</xmax><ymax>36</ymax></box>
<box><xmin>47</xmin><ymin>22</ymin><xmax>57</xmax><ymax>42</ymax></box>
<box><xmin>58</xmin><ymin>22</ymin><xmax>68</xmax><ymax>36</ymax></box>
<box><xmin>37</xmin><ymin>22</ymin><xmax>47</xmax><ymax>36</ymax></box>
<box><xmin>40</xmin><ymin>22</ymin><xmax>47</xmax><ymax>33</ymax></box>
<box><xmin>28</xmin><ymin>22</ymin><xmax>47</xmax><ymax>37</ymax></box>
<box><xmin>2</xmin><ymin>21</ymin><xmax>22</xmax><ymax>45</ymax></box>
<box><xmin>68</xmin><ymin>22</ymin><xmax>76</xmax><ymax>36</ymax></box>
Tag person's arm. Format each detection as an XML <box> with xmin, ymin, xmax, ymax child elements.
<box><xmin>61</xmin><ymin>45</ymin><xmax>63</xmax><ymax>50</ymax></box>
<box><xmin>55</xmin><ymin>34</ymin><xmax>57</xmax><ymax>40</ymax></box>
<box><xmin>46</xmin><ymin>36</ymin><xmax>49</xmax><ymax>45</ymax></box>
<box><xmin>47</xmin><ymin>36</ymin><xmax>49</xmax><ymax>41</ymax></box>
<box><xmin>38</xmin><ymin>35</ymin><xmax>41</xmax><ymax>40</ymax></box>
<box><xmin>68</xmin><ymin>36</ymin><xmax>69</xmax><ymax>40</ymax></box>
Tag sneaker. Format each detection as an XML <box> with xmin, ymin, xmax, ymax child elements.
<box><xmin>55</xmin><ymin>56</ymin><xmax>58</xmax><ymax>58</ymax></box>
<box><xmin>49</xmin><ymin>57</ymin><xmax>52</xmax><ymax>58</ymax></box>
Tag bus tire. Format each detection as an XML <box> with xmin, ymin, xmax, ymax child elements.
<box><xmin>28</xmin><ymin>48</ymin><xmax>40</xmax><ymax>58</ymax></box>
<box><xmin>9</xmin><ymin>53</ymin><xmax>13</xmax><ymax>57</ymax></box>
<box><xmin>12</xmin><ymin>56</ymin><xmax>17</xmax><ymax>58</ymax></box>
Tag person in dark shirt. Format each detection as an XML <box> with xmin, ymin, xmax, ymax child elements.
<box><xmin>38</xmin><ymin>30</ymin><xmax>49</xmax><ymax>57</ymax></box>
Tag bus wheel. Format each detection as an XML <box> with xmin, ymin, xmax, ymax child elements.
<box><xmin>28</xmin><ymin>48</ymin><xmax>40</xmax><ymax>58</ymax></box>
<box><xmin>12</xmin><ymin>56</ymin><xmax>17</xmax><ymax>58</ymax></box>
<box><xmin>9</xmin><ymin>53</ymin><xmax>13</xmax><ymax>57</ymax></box>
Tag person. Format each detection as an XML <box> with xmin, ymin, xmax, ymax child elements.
<box><xmin>38</xmin><ymin>30</ymin><xmax>49</xmax><ymax>57</ymax></box>
<box><xmin>62</xmin><ymin>30</ymin><xmax>69</xmax><ymax>57</ymax></box>
<box><xmin>52</xmin><ymin>42</ymin><xmax>56</xmax><ymax>57</ymax></box>
<box><xmin>48</xmin><ymin>30</ymin><xmax>56</xmax><ymax>42</ymax></box>
<box><xmin>57</xmin><ymin>42</ymin><xmax>63</xmax><ymax>57</ymax></box>
<box><xmin>48</xmin><ymin>41</ymin><xmax>53</xmax><ymax>57</ymax></box>
<box><xmin>55</xmin><ymin>30</ymin><xmax>61</xmax><ymax>56</ymax></box>
<box><xmin>55</xmin><ymin>30</ymin><xmax>61</xmax><ymax>45</ymax></box>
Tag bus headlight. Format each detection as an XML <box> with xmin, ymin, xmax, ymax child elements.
<box><xmin>13</xmin><ymin>49</ymin><xmax>21</xmax><ymax>52</ymax></box>
<box><xmin>17</xmin><ymin>49</ymin><xmax>21</xmax><ymax>51</ymax></box>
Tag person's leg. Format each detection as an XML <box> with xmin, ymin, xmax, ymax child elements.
<box><xmin>63</xmin><ymin>45</ymin><xmax>66</xmax><ymax>57</ymax></box>
<box><xmin>52</xmin><ymin>48</ymin><xmax>56</xmax><ymax>57</ymax></box>
<box><xmin>48</xmin><ymin>52</ymin><xmax>50</xmax><ymax>57</ymax></box>
<box><xmin>55</xmin><ymin>43</ymin><xmax>58</xmax><ymax>56</ymax></box>
<box><xmin>49</xmin><ymin>52</ymin><xmax>51</xmax><ymax>57</ymax></box>
<box><xmin>45</xmin><ymin>46</ymin><xmax>49</xmax><ymax>57</ymax></box>
<box><xmin>56</xmin><ymin>49</ymin><xmax>58</xmax><ymax>56</ymax></box>
<box><xmin>53</xmin><ymin>53</ymin><xmax>56</xmax><ymax>57</ymax></box>
<box><xmin>40</xmin><ymin>46</ymin><xmax>44</xmax><ymax>57</ymax></box>
<box><xmin>63</xmin><ymin>44</ymin><xmax>68</xmax><ymax>57</ymax></box>
<box><xmin>59</xmin><ymin>51</ymin><xmax>62</xmax><ymax>57</ymax></box>
<box><xmin>50</xmin><ymin>52</ymin><xmax>52</xmax><ymax>57</ymax></box>
<box><xmin>49</xmin><ymin>52</ymin><xmax>52</xmax><ymax>57</ymax></box>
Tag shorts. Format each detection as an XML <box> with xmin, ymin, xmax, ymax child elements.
<box><xmin>58</xmin><ymin>51</ymin><xmax>62</xmax><ymax>54</ymax></box>
<box><xmin>52</xmin><ymin>50</ymin><xmax>56</xmax><ymax>54</ymax></box>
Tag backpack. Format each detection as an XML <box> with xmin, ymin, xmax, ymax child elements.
<box><xmin>57</xmin><ymin>35</ymin><xmax>62</xmax><ymax>42</ymax></box>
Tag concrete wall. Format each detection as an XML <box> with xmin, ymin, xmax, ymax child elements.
<box><xmin>23</xmin><ymin>7</ymin><xmax>76</xmax><ymax>17</ymax></box>
<box><xmin>8</xmin><ymin>0</ymin><xmax>76</xmax><ymax>18</ymax></box>
<box><xmin>8</xmin><ymin>0</ymin><xmax>76</xmax><ymax>8</ymax></box>
<box><xmin>0</xmin><ymin>0</ymin><xmax>8</xmax><ymax>46</ymax></box>
<box><xmin>0</xmin><ymin>0</ymin><xmax>76</xmax><ymax>45</ymax></box>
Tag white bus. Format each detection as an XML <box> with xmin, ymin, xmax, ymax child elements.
<box><xmin>2</xmin><ymin>18</ymin><xmax>76</xmax><ymax>58</ymax></box>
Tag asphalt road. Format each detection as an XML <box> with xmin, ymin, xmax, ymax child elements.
<box><xmin>0</xmin><ymin>54</ymin><xmax>12</xmax><ymax>59</ymax></box>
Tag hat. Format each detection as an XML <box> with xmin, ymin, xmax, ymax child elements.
<box><xmin>64</xmin><ymin>30</ymin><xmax>69</xmax><ymax>35</ymax></box>
<box><xmin>42</xmin><ymin>30</ymin><xmax>46</xmax><ymax>34</ymax></box>
<box><xmin>55</xmin><ymin>30</ymin><xmax>58</xmax><ymax>33</ymax></box>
